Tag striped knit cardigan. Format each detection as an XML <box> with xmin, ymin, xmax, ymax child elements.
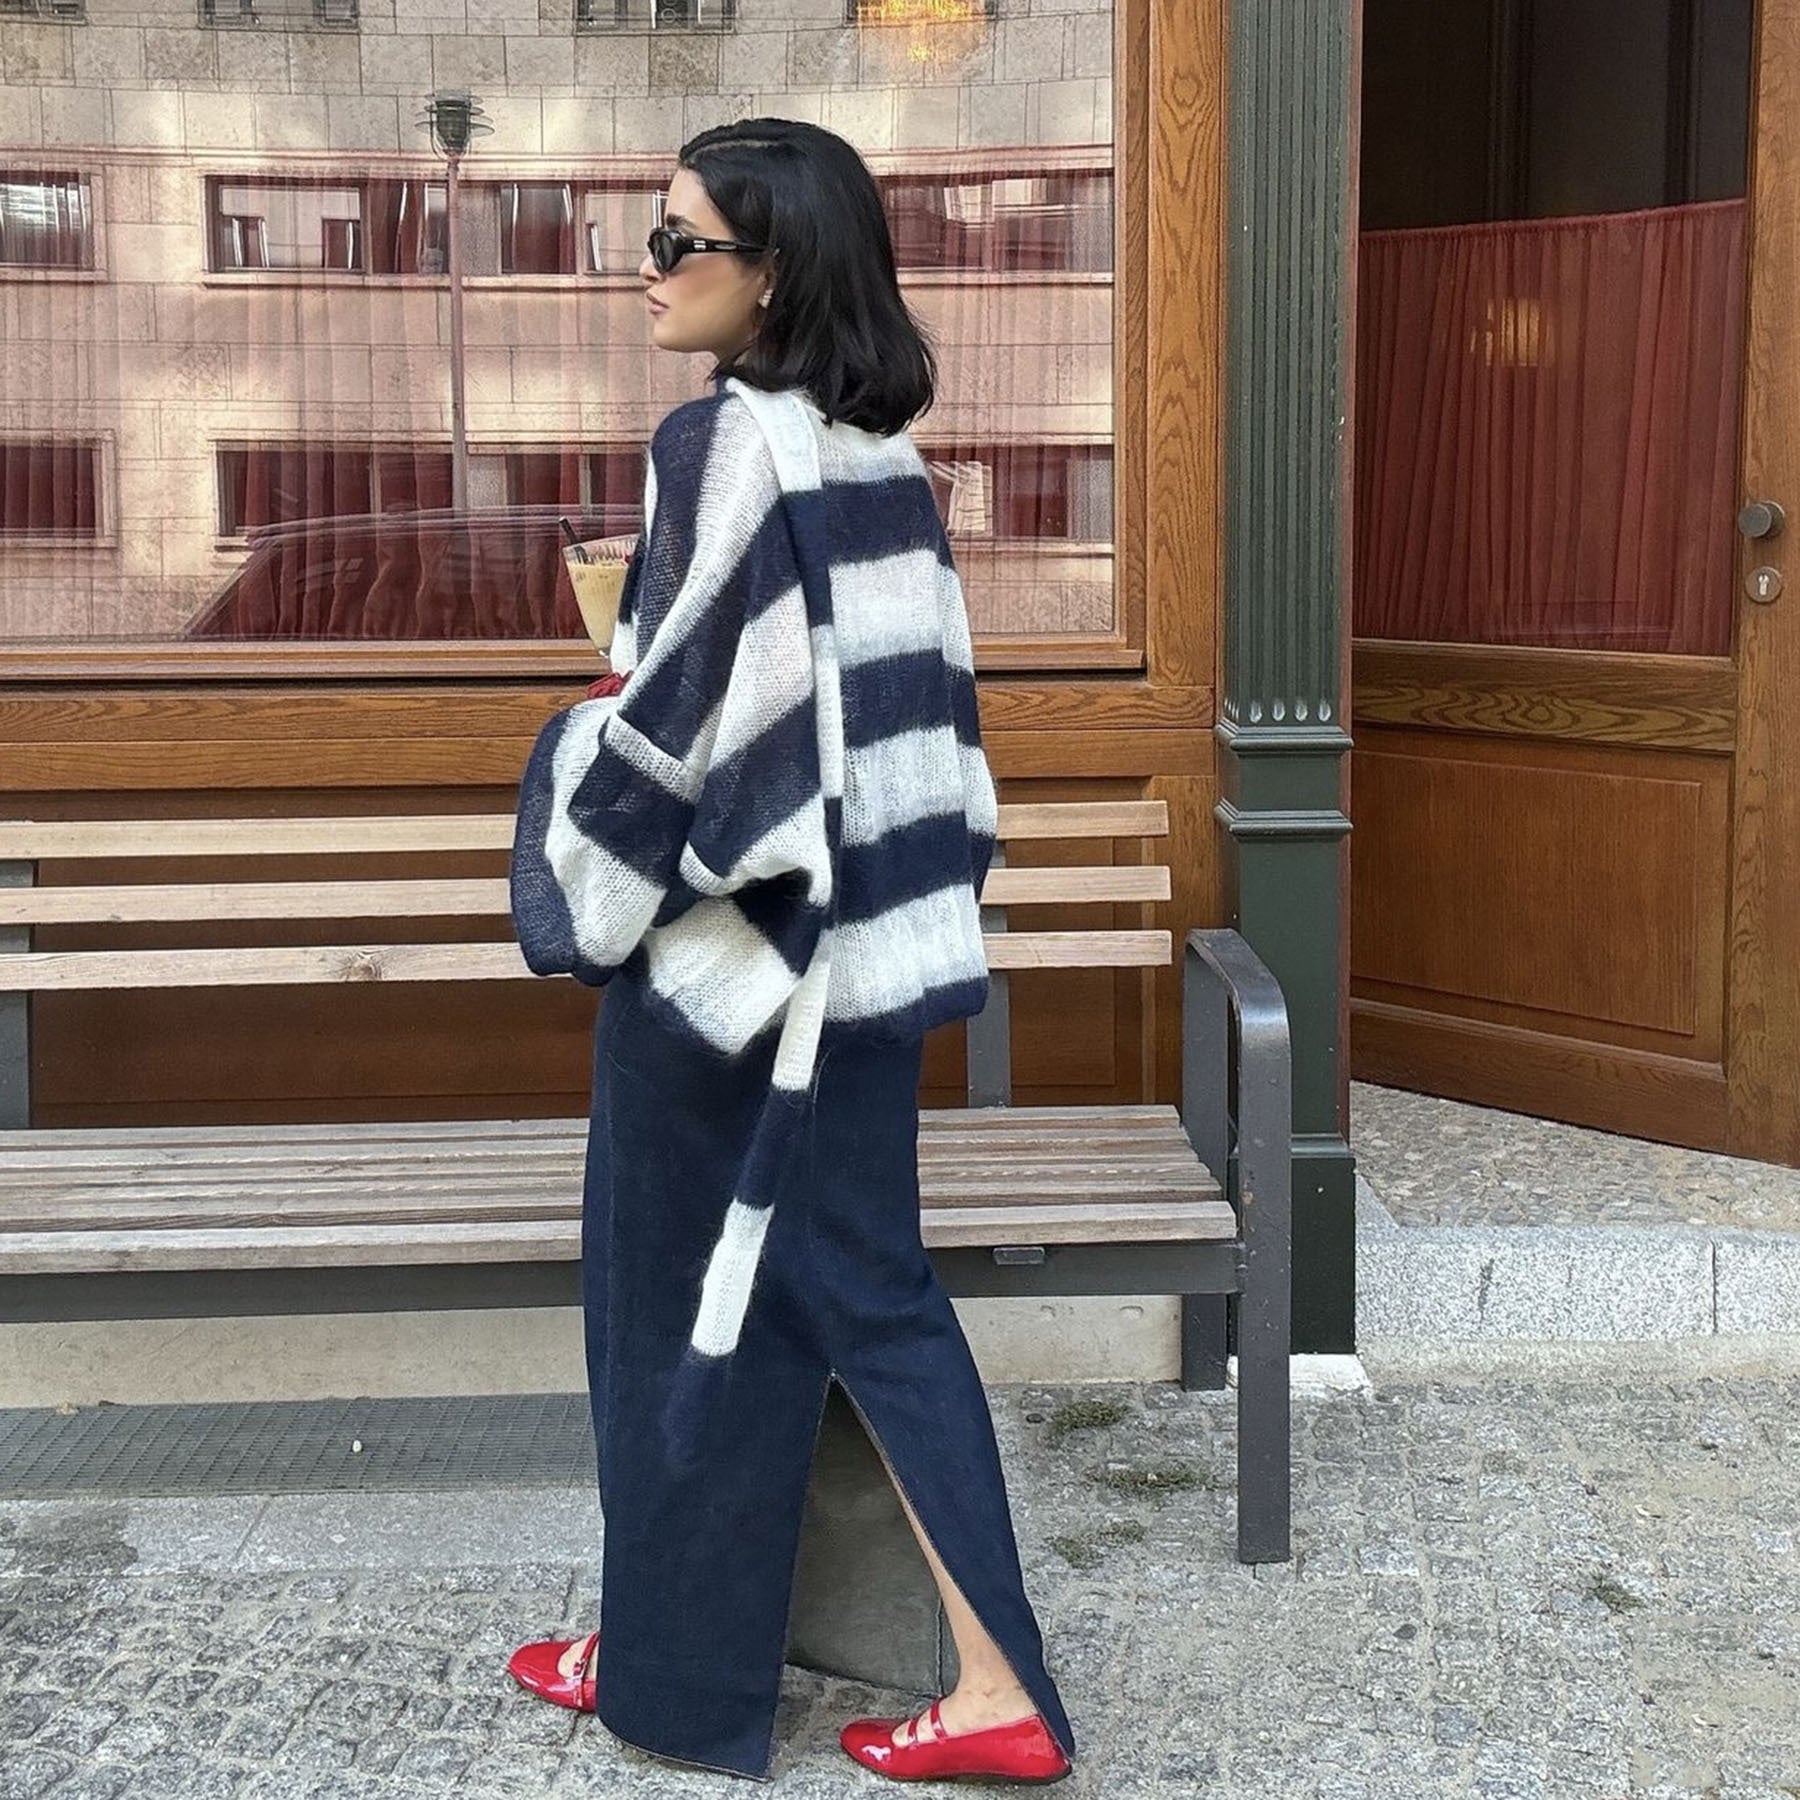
<box><xmin>511</xmin><ymin>377</ymin><xmax>997</xmax><ymax>1434</ymax></box>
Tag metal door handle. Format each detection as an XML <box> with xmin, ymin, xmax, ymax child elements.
<box><xmin>1739</xmin><ymin>500</ymin><xmax>1786</xmax><ymax>540</ymax></box>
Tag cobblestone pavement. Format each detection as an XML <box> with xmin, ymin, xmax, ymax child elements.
<box><xmin>1353</xmin><ymin>1083</ymin><xmax>1800</xmax><ymax>1234</ymax></box>
<box><xmin>3</xmin><ymin>1354</ymin><xmax>1799</xmax><ymax>1800</ymax></box>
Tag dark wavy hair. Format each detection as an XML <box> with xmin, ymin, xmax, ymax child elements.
<box><xmin>677</xmin><ymin>117</ymin><xmax>936</xmax><ymax>436</ymax></box>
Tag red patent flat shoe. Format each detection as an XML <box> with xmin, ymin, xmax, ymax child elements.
<box><xmin>839</xmin><ymin>1699</ymin><xmax>1072</xmax><ymax>1784</ymax></box>
<box><xmin>506</xmin><ymin>1630</ymin><xmax>597</xmax><ymax>1713</ymax></box>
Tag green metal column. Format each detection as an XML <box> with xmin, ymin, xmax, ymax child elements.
<box><xmin>1220</xmin><ymin>0</ymin><xmax>1356</xmax><ymax>1350</ymax></box>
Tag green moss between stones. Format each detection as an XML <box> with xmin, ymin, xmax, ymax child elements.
<box><xmin>1086</xmin><ymin>1460</ymin><xmax>1212</xmax><ymax>1497</ymax></box>
<box><xmin>1044</xmin><ymin>1398</ymin><xmax>1133</xmax><ymax>1447</ymax></box>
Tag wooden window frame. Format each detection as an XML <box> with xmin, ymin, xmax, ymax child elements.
<box><xmin>0</xmin><ymin>0</ymin><xmax>1210</xmax><ymax>683</ymax></box>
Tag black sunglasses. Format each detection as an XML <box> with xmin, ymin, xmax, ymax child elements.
<box><xmin>646</xmin><ymin>225</ymin><xmax>772</xmax><ymax>275</ymax></box>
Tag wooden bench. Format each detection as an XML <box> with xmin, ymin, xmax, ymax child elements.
<box><xmin>0</xmin><ymin>801</ymin><xmax>1292</xmax><ymax>1561</ymax></box>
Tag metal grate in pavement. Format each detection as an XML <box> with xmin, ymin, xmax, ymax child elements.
<box><xmin>0</xmin><ymin>1392</ymin><xmax>596</xmax><ymax>1500</ymax></box>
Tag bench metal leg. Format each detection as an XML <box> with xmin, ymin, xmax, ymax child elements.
<box><xmin>1179</xmin><ymin>1293</ymin><xmax>1228</xmax><ymax>1390</ymax></box>
<box><xmin>1184</xmin><ymin>929</ymin><xmax>1292</xmax><ymax>1563</ymax></box>
<box><xmin>0</xmin><ymin>862</ymin><xmax>31</xmax><ymax>1132</ymax></box>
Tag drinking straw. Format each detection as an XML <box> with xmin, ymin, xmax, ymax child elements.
<box><xmin>560</xmin><ymin>517</ymin><xmax>591</xmax><ymax>562</ymax></box>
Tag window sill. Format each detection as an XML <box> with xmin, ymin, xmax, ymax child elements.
<box><xmin>196</xmin><ymin>268</ymin><xmax>1114</xmax><ymax>290</ymax></box>
<box><xmin>0</xmin><ymin>636</ymin><xmax>1143</xmax><ymax>681</ymax></box>
<box><xmin>0</xmin><ymin>534</ymin><xmax>114</xmax><ymax>552</ymax></box>
<box><xmin>202</xmin><ymin>270</ymin><xmax>446</xmax><ymax>288</ymax></box>
<box><xmin>200</xmin><ymin>14</ymin><xmax>359</xmax><ymax>29</ymax></box>
<box><xmin>0</xmin><ymin>265</ymin><xmax>103</xmax><ymax>284</ymax></box>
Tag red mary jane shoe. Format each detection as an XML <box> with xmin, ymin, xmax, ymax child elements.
<box><xmin>839</xmin><ymin>1700</ymin><xmax>1072</xmax><ymax>1784</ymax></box>
<box><xmin>506</xmin><ymin>1630</ymin><xmax>597</xmax><ymax>1713</ymax></box>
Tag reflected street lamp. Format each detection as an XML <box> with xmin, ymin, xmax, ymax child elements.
<box><xmin>418</xmin><ymin>91</ymin><xmax>492</xmax><ymax>510</ymax></box>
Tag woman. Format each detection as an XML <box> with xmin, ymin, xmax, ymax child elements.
<box><xmin>506</xmin><ymin>117</ymin><xmax>1074</xmax><ymax>1786</ymax></box>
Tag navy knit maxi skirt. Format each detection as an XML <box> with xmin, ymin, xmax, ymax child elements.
<box><xmin>580</xmin><ymin>966</ymin><xmax>1076</xmax><ymax>1780</ymax></box>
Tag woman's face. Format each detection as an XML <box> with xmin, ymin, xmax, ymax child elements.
<box><xmin>641</xmin><ymin>167</ymin><xmax>773</xmax><ymax>364</ymax></box>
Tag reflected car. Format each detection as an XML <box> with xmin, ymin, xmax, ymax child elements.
<box><xmin>184</xmin><ymin>506</ymin><xmax>641</xmax><ymax>642</ymax></box>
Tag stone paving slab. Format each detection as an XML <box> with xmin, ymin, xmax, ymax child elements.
<box><xmin>5</xmin><ymin>1354</ymin><xmax>1800</xmax><ymax>1800</ymax></box>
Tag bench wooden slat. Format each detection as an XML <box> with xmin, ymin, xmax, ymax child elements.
<box><xmin>3</xmin><ymin>1137</ymin><xmax>1209</xmax><ymax>1180</ymax></box>
<box><xmin>997</xmin><ymin>801</ymin><xmax>1169</xmax><ymax>841</ymax></box>
<box><xmin>0</xmin><ymin>1106</ymin><xmax>1183</xmax><ymax>1162</ymax></box>
<box><xmin>0</xmin><ymin>863</ymin><xmax>1172</xmax><ymax>927</ymax></box>
<box><xmin>0</xmin><ymin>801</ymin><xmax>1170</xmax><ymax>864</ymax></box>
<box><xmin>0</xmin><ymin>878</ymin><xmax>515</xmax><ymax>927</ymax></box>
<box><xmin>3</xmin><ymin>1167</ymin><xmax>1221</xmax><ymax>1232</ymax></box>
<box><xmin>0</xmin><ymin>816</ymin><xmax>519</xmax><ymax>860</ymax></box>
<box><xmin>0</xmin><ymin>930</ymin><xmax>1173</xmax><ymax>990</ymax></box>
<box><xmin>988</xmin><ymin>931</ymin><xmax>1169</xmax><ymax>970</ymax></box>
<box><xmin>0</xmin><ymin>1192</ymin><xmax>1236</xmax><ymax>1274</ymax></box>
<box><xmin>10</xmin><ymin>1156</ymin><xmax>1214</xmax><ymax>1210</ymax></box>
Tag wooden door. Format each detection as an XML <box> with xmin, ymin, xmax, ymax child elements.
<box><xmin>1727</xmin><ymin>0</ymin><xmax>1800</xmax><ymax>1159</ymax></box>
<box><xmin>1350</xmin><ymin>0</ymin><xmax>1800</xmax><ymax>1162</ymax></box>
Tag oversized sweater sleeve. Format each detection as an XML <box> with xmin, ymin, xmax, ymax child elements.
<box><xmin>510</xmin><ymin>393</ymin><xmax>831</xmax><ymax>991</ymax></box>
<box><xmin>937</xmin><ymin>546</ymin><xmax>999</xmax><ymax>896</ymax></box>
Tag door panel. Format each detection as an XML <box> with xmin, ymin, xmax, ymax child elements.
<box><xmin>1351</xmin><ymin>1002</ymin><xmax>1729</xmax><ymax>1153</ymax></box>
<box><xmin>1354</xmin><ymin>732</ymin><xmax>1727</xmax><ymax>1044</ymax></box>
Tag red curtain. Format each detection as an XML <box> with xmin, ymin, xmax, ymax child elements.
<box><xmin>1354</xmin><ymin>199</ymin><xmax>1746</xmax><ymax>655</ymax></box>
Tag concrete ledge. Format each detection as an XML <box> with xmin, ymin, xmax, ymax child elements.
<box><xmin>0</xmin><ymin>1295</ymin><xmax>1183</xmax><ymax>1409</ymax></box>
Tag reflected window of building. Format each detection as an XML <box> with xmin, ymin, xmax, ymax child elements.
<box><xmin>200</xmin><ymin>0</ymin><xmax>359</xmax><ymax>26</ymax></box>
<box><xmin>209</xmin><ymin>178</ymin><xmax>448</xmax><ymax>275</ymax></box>
<box><xmin>459</xmin><ymin>183</ymin><xmax>660</xmax><ymax>275</ymax></box>
<box><xmin>467</xmin><ymin>447</ymin><xmax>647</xmax><ymax>510</ymax></box>
<box><xmin>924</xmin><ymin>445</ymin><xmax>1113</xmax><ymax>544</ymax></box>
<box><xmin>884</xmin><ymin>169</ymin><xmax>1112</xmax><ymax>273</ymax></box>
<box><xmin>218</xmin><ymin>445</ymin><xmax>380</xmax><ymax>536</ymax></box>
<box><xmin>0</xmin><ymin>172</ymin><xmax>94</xmax><ymax>270</ymax></box>
<box><xmin>1</xmin><ymin>439</ymin><xmax>101</xmax><ymax>539</ymax></box>
<box><xmin>586</xmin><ymin>188</ymin><xmax>661</xmax><ymax>275</ymax></box>
<box><xmin>576</xmin><ymin>0</ymin><xmax>735</xmax><ymax>30</ymax></box>
<box><xmin>845</xmin><ymin>0</ymin><xmax>995</xmax><ymax>17</ymax></box>
<box><xmin>499</xmin><ymin>184</ymin><xmax>576</xmax><ymax>276</ymax></box>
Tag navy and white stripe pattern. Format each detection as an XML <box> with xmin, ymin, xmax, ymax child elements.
<box><xmin>512</xmin><ymin>376</ymin><xmax>996</xmax><ymax>1393</ymax></box>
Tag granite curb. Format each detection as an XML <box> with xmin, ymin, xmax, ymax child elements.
<box><xmin>1357</xmin><ymin>1177</ymin><xmax>1800</xmax><ymax>1341</ymax></box>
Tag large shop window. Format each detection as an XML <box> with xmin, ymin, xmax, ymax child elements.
<box><xmin>0</xmin><ymin>172</ymin><xmax>93</xmax><ymax>270</ymax></box>
<box><xmin>8</xmin><ymin>0</ymin><xmax>1122</xmax><ymax>668</ymax></box>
